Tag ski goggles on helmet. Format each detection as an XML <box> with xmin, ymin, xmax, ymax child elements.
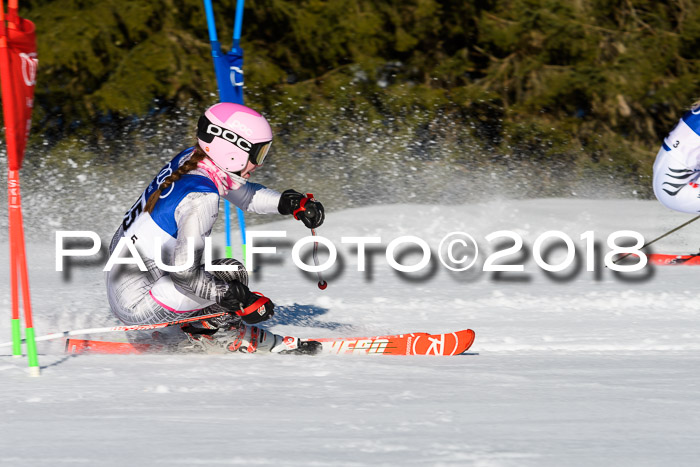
<box><xmin>197</xmin><ymin>115</ymin><xmax>272</xmax><ymax>166</ymax></box>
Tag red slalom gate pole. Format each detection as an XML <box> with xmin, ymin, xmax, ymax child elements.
<box><xmin>1</xmin><ymin>0</ymin><xmax>40</xmax><ymax>375</ymax></box>
<box><xmin>8</xmin><ymin>172</ymin><xmax>21</xmax><ymax>357</ymax></box>
<box><xmin>8</xmin><ymin>173</ymin><xmax>25</xmax><ymax>352</ymax></box>
<box><xmin>8</xmin><ymin>170</ymin><xmax>39</xmax><ymax>375</ymax></box>
<box><xmin>0</xmin><ymin>0</ymin><xmax>22</xmax><ymax>359</ymax></box>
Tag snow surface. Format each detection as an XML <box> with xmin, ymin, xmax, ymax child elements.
<box><xmin>2</xmin><ymin>199</ymin><xmax>700</xmax><ymax>466</ymax></box>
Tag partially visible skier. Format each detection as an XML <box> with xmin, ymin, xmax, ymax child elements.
<box><xmin>653</xmin><ymin>101</ymin><xmax>700</xmax><ymax>213</ymax></box>
<box><xmin>105</xmin><ymin>102</ymin><xmax>325</xmax><ymax>354</ymax></box>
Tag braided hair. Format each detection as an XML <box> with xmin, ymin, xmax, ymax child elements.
<box><xmin>145</xmin><ymin>145</ymin><xmax>208</xmax><ymax>214</ymax></box>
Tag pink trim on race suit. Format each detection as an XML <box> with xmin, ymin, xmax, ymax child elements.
<box><xmin>149</xmin><ymin>290</ymin><xmax>203</xmax><ymax>314</ymax></box>
<box><xmin>210</xmin><ymin>103</ymin><xmax>261</xmax><ymax>121</ymax></box>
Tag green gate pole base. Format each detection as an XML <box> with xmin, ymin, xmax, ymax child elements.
<box><xmin>24</xmin><ymin>327</ymin><xmax>40</xmax><ymax>377</ymax></box>
<box><xmin>11</xmin><ymin>318</ymin><xmax>22</xmax><ymax>357</ymax></box>
<box><xmin>225</xmin><ymin>245</ymin><xmax>233</xmax><ymax>259</ymax></box>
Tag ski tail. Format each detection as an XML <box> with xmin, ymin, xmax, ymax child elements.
<box><xmin>65</xmin><ymin>339</ymin><xmax>158</xmax><ymax>355</ymax></box>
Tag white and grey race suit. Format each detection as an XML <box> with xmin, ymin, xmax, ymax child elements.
<box><xmin>105</xmin><ymin>147</ymin><xmax>281</xmax><ymax>325</ymax></box>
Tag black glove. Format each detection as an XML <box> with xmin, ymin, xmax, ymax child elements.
<box><xmin>278</xmin><ymin>190</ymin><xmax>325</xmax><ymax>229</ymax></box>
<box><xmin>218</xmin><ymin>280</ymin><xmax>274</xmax><ymax>324</ymax></box>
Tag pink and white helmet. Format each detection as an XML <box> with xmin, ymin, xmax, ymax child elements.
<box><xmin>196</xmin><ymin>103</ymin><xmax>273</xmax><ymax>173</ymax></box>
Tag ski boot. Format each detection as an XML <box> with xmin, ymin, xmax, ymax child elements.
<box><xmin>284</xmin><ymin>339</ymin><xmax>323</xmax><ymax>355</ymax></box>
<box><xmin>180</xmin><ymin>320</ymin><xmax>321</xmax><ymax>355</ymax></box>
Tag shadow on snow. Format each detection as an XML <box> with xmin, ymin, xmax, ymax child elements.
<box><xmin>272</xmin><ymin>303</ymin><xmax>353</xmax><ymax>332</ymax></box>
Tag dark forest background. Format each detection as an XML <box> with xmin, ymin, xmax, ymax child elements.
<box><xmin>7</xmin><ymin>0</ymin><xmax>700</xmax><ymax>197</ymax></box>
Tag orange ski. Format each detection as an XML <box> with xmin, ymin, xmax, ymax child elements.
<box><xmin>647</xmin><ymin>253</ymin><xmax>700</xmax><ymax>265</ymax></box>
<box><xmin>65</xmin><ymin>339</ymin><xmax>162</xmax><ymax>355</ymax></box>
<box><xmin>65</xmin><ymin>329</ymin><xmax>476</xmax><ymax>356</ymax></box>
<box><xmin>310</xmin><ymin>329</ymin><xmax>476</xmax><ymax>356</ymax></box>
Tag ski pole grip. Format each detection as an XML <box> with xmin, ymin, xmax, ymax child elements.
<box><xmin>292</xmin><ymin>193</ymin><xmax>315</xmax><ymax>220</ymax></box>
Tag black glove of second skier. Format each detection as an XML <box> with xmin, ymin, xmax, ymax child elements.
<box><xmin>278</xmin><ymin>190</ymin><xmax>325</xmax><ymax>229</ymax></box>
<box><xmin>218</xmin><ymin>280</ymin><xmax>274</xmax><ymax>324</ymax></box>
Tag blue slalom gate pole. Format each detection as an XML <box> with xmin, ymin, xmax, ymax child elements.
<box><xmin>203</xmin><ymin>0</ymin><xmax>247</xmax><ymax>261</ymax></box>
<box><xmin>203</xmin><ymin>0</ymin><xmax>217</xmax><ymax>43</ymax></box>
<box><xmin>233</xmin><ymin>0</ymin><xmax>245</xmax><ymax>48</ymax></box>
<box><xmin>231</xmin><ymin>0</ymin><xmax>246</xmax><ymax>261</ymax></box>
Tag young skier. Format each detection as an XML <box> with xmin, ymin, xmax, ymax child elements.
<box><xmin>653</xmin><ymin>103</ymin><xmax>700</xmax><ymax>213</ymax></box>
<box><xmin>105</xmin><ymin>102</ymin><xmax>325</xmax><ymax>354</ymax></box>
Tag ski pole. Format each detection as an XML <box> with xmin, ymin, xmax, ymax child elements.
<box><xmin>613</xmin><ymin>214</ymin><xmax>700</xmax><ymax>263</ymax></box>
<box><xmin>311</xmin><ymin>228</ymin><xmax>328</xmax><ymax>290</ymax></box>
<box><xmin>0</xmin><ymin>310</ymin><xmax>229</xmax><ymax>348</ymax></box>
